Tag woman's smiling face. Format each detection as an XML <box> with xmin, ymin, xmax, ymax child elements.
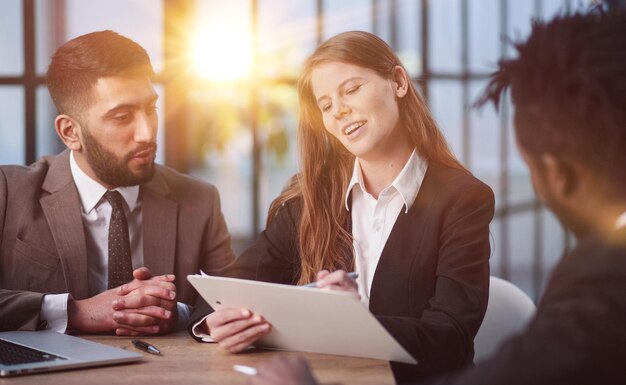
<box><xmin>310</xmin><ymin>61</ymin><xmax>409</xmax><ymax>163</ymax></box>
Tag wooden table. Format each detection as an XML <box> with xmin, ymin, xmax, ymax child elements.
<box><xmin>1</xmin><ymin>332</ymin><xmax>395</xmax><ymax>385</ymax></box>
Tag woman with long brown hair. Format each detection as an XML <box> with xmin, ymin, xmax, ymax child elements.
<box><xmin>190</xmin><ymin>31</ymin><xmax>494</xmax><ymax>383</ymax></box>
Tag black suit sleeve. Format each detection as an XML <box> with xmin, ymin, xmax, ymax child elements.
<box><xmin>187</xmin><ymin>201</ymin><xmax>301</xmax><ymax>339</ymax></box>
<box><xmin>379</xmin><ymin>182</ymin><xmax>494</xmax><ymax>380</ymax></box>
<box><xmin>222</xmin><ymin>201</ymin><xmax>301</xmax><ymax>284</ymax></box>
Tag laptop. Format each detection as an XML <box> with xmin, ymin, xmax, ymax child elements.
<box><xmin>0</xmin><ymin>331</ymin><xmax>142</xmax><ymax>377</ymax></box>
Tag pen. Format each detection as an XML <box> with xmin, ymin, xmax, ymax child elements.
<box><xmin>302</xmin><ymin>272</ymin><xmax>359</xmax><ymax>288</ymax></box>
<box><xmin>131</xmin><ymin>339</ymin><xmax>161</xmax><ymax>355</ymax></box>
<box><xmin>233</xmin><ymin>364</ymin><xmax>257</xmax><ymax>376</ymax></box>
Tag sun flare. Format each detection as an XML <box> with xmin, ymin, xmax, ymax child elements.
<box><xmin>192</xmin><ymin>23</ymin><xmax>253</xmax><ymax>82</ymax></box>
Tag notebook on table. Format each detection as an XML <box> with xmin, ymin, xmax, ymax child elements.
<box><xmin>0</xmin><ymin>331</ymin><xmax>142</xmax><ymax>377</ymax></box>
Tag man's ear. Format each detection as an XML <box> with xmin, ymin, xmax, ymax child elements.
<box><xmin>391</xmin><ymin>65</ymin><xmax>409</xmax><ymax>99</ymax></box>
<box><xmin>541</xmin><ymin>153</ymin><xmax>578</xmax><ymax>198</ymax></box>
<box><xmin>55</xmin><ymin>115</ymin><xmax>82</xmax><ymax>151</ymax></box>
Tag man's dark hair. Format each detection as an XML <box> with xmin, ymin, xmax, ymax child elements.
<box><xmin>479</xmin><ymin>10</ymin><xmax>626</xmax><ymax>192</ymax></box>
<box><xmin>46</xmin><ymin>30</ymin><xmax>154</xmax><ymax>118</ymax></box>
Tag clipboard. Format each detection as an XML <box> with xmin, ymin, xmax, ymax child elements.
<box><xmin>187</xmin><ymin>274</ymin><xmax>417</xmax><ymax>364</ymax></box>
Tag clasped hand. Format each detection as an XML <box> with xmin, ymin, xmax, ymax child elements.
<box><xmin>67</xmin><ymin>267</ymin><xmax>178</xmax><ymax>335</ymax></box>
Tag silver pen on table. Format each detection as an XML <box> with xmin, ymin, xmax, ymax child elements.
<box><xmin>131</xmin><ymin>339</ymin><xmax>161</xmax><ymax>355</ymax></box>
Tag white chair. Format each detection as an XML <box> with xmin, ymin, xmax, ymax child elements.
<box><xmin>473</xmin><ymin>276</ymin><xmax>536</xmax><ymax>364</ymax></box>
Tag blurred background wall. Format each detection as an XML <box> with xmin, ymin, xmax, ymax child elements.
<box><xmin>0</xmin><ymin>0</ymin><xmax>608</xmax><ymax>300</ymax></box>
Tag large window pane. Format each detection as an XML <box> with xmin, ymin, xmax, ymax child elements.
<box><xmin>259</xmin><ymin>85</ymin><xmax>299</xmax><ymax>226</ymax></box>
<box><xmin>193</xmin><ymin>0</ymin><xmax>252</xmax><ymax>82</ymax></box>
<box><xmin>36</xmin><ymin>86</ymin><xmax>61</xmax><ymax>158</ymax></box>
<box><xmin>258</xmin><ymin>0</ymin><xmax>317</xmax><ymax>79</ymax></box>
<box><xmin>429</xmin><ymin>80</ymin><xmax>463</xmax><ymax>162</ymax></box>
<box><xmin>397</xmin><ymin>0</ymin><xmax>421</xmax><ymax>77</ymax></box>
<box><xmin>374</xmin><ymin>0</ymin><xmax>392</xmax><ymax>43</ymax></box>
<box><xmin>35</xmin><ymin>0</ymin><xmax>63</xmax><ymax>76</ymax></box>
<box><xmin>190</xmin><ymin>0</ymin><xmax>255</xmax><ymax>241</ymax></box>
<box><xmin>542</xmin><ymin>0</ymin><xmax>568</xmax><ymax>18</ymax></box>
<box><xmin>469</xmin><ymin>80</ymin><xmax>500</xmax><ymax>207</ymax></box>
<box><xmin>469</xmin><ymin>0</ymin><xmax>499</xmax><ymax>73</ymax></box>
<box><xmin>63</xmin><ymin>0</ymin><xmax>164</xmax><ymax>73</ymax></box>
<box><xmin>430</xmin><ymin>0</ymin><xmax>461</xmax><ymax>73</ymax></box>
<box><xmin>187</xmin><ymin>86</ymin><xmax>254</xmax><ymax>238</ymax></box>
<box><xmin>323</xmin><ymin>0</ymin><xmax>372</xmax><ymax>40</ymax></box>
<box><xmin>507</xmin><ymin>99</ymin><xmax>534</xmax><ymax>206</ymax></box>
<box><xmin>0</xmin><ymin>0</ymin><xmax>24</xmax><ymax>76</ymax></box>
<box><xmin>0</xmin><ymin>87</ymin><xmax>25</xmax><ymax>164</ymax></box>
<box><xmin>507</xmin><ymin>0</ymin><xmax>534</xmax><ymax>56</ymax></box>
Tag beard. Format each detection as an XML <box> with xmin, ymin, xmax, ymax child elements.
<box><xmin>82</xmin><ymin>126</ymin><xmax>156</xmax><ymax>187</ymax></box>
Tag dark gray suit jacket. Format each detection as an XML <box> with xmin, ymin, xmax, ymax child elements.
<box><xmin>0</xmin><ymin>150</ymin><xmax>235</xmax><ymax>331</ymax></box>
<box><xmin>420</xmin><ymin>227</ymin><xmax>626</xmax><ymax>385</ymax></box>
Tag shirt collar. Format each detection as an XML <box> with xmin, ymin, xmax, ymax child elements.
<box><xmin>344</xmin><ymin>150</ymin><xmax>428</xmax><ymax>213</ymax></box>
<box><xmin>345</xmin><ymin>161</ymin><xmax>364</xmax><ymax>211</ymax></box>
<box><xmin>391</xmin><ymin>150</ymin><xmax>428</xmax><ymax>212</ymax></box>
<box><xmin>615</xmin><ymin>211</ymin><xmax>626</xmax><ymax>230</ymax></box>
<box><xmin>69</xmin><ymin>151</ymin><xmax>139</xmax><ymax>214</ymax></box>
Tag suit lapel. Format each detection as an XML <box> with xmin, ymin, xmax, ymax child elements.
<box><xmin>141</xmin><ymin>169</ymin><xmax>177</xmax><ymax>276</ymax></box>
<box><xmin>369</xmin><ymin>166</ymin><xmax>437</xmax><ymax>309</ymax></box>
<box><xmin>40</xmin><ymin>151</ymin><xmax>89</xmax><ymax>299</ymax></box>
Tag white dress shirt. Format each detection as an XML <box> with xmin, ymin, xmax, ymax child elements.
<box><xmin>345</xmin><ymin>150</ymin><xmax>428</xmax><ymax>307</ymax></box>
<box><xmin>41</xmin><ymin>151</ymin><xmax>189</xmax><ymax>332</ymax></box>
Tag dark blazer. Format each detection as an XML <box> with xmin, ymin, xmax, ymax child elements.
<box><xmin>190</xmin><ymin>162</ymin><xmax>495</xmax><ymax>384</ymax></box>
<box><xmin>420</xmin><ymin>227</ymin><xmax>626</xmax><ymax>385</ymax></box>
<box><xmin>0</xmin><ymin>150</ymin><xmax>235</xmax><ymax>331</ymax></box>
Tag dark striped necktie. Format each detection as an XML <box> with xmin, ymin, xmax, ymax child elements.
<box><xmin>104</xmin><ymin>190</ymin><xmax>133</xmax><ymax>289</ymax></box>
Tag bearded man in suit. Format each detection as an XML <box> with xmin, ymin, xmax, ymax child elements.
<box><xmin>0</xmin><ymin>30</ymin><xmax>234</xmax><ymax>336</ymax></box>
